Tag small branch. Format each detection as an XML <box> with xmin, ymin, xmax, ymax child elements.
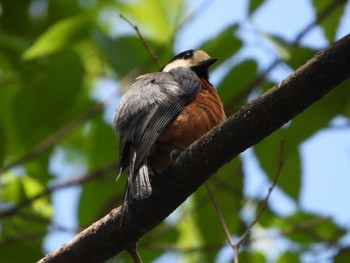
<box><xmin>233</xmin><ymin>140</ymin><xmax>284</xmax><ymax>263</ymax></box>
<box><xmin>196</xmin><ymin>142</ymin><xmax>284</xmax><ymax>263</ymax></box>
<box><xmin>205</xmin><ymin>182</ymin><xmax>235</xmax><ymax>249</ymax></box>
<box><xmin>119</xmin><ymin>14</ymin><xmax>161</xmax><ymax>70</ymax></box>
<box><xmin>126</xmin><ymin>243</ymin><xmax>143</xmax><ymax>263</ymax></box>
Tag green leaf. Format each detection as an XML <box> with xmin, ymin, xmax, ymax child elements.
<box><xmin>118</xmin><ymin>0</ymin><xmax>184</xmax><ymax>43</ymax></box>
<box><xmin>22</xmin><ymin>15</ymin><xmax>91</xmax><ymax>60</ymax></box>
<box><xmin>78</xmin><ymin>169</ymin><xmax>122</xmax><ymax>226</ymax></box>
<box><xmin>260</xmin><ymin>211</ymin><xmax>346</xmax><ymax>244</ymax></box>
<box><xmin>248</xmin><ymin>0</ymin><xmax>265</xmax><ymax>15</ymax></box>
<box><xmin>311</xmin><ymin>0</ymin><xmax>346</xmax><ymax>41</ymax></box>
<box><xmin>85</xmin><ymin>119</ymin><xmax>117</xmax><ymax>168</ymax></box>
<box><xmin>0</xmin><ymin>0</ymin><xmax>33</xmax><ymax>36</ymax></box>
<box><xmin>176</xmin><ymin>204</ymin><xmax>206</xmax><ymax>262</ymax></box>
<box><xmin>61</xmin><ymin>117</ymin><xmax>117</xmax><ymax>170</ymax></box>
<box><xmin>287</xmin><ymin>46</ymin><xmax>316</xmax><ymax>69</ymax></box>
<box><xmin>2</xmin><ymin>172</ymin><xmax>26</xmax><ymax>203</ymax></box>
<box><xmin>14</xmin><ymin>50</ymin><xmax>89</xmax><ymax>149</ymax></box>
<box><xmin>263</xmin><ymin>34</ymin><xmax>292</xmax><ymax>61</ymax></box>
<box><xmin>2</xmin><ymin>171</ymin><xmax>52</xmax><ymax>218</ymax></box>
<box><xmin>21</xmin><ymin>176</ymin><xmax>52</xmax><ymax>217</ymax></box>
<box><xmin>0</xmin><ymin>236</ymin><xmax>44</xmax><ymax>263</ymax></box>
<box><xmin>219</xmin><ymin>60</ymin><xmax>258</xmax><ymax>114</ymax></box>
<box><xmin>263</xmin><ymin>34</ymin><xmax>316</xmax><ymax>69</ymax></box>
<box><xmin>0</xmin><ymin>30</ymin><xmax>30</xmax><ymax>54</ymax></box>
<box><xmin>0</xmin><ymin>121</ymin><xmax>5</xmax><ymax>164</ymax></box>
<box><xmin>93</xmin><ymin>33</ymin><xmax>156</xmax><ymax>77</ymax></box>
<box><xmin>284</xmin><ymin>212</ymin><xmax>346</xmax><ymax>244</ymax></box>
<box><xmin>334</xmin><ymin>247</ymin><xmax>350</xmax><ymax>263</ymax></box>
<box><xmin>276</xmin><ymin>251</ymin><xmax>300</xmax><ymax>262</ymax></box>
<box><xmin>239</xmin><ymin>250</ymin><xmax>266</xmax><ymax>262</ymax></box>
<box><xmin>201</xmin><ymin>24</ymin><xmax>242</xmax><ymax>66</ymax></box>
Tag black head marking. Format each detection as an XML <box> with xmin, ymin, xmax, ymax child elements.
<box><xmin>170</xmin><ymin>49</ymin><xmax>195</xmax><ymax>62</ymax></box>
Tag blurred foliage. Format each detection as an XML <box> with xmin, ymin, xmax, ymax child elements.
<box><xmin>0</xmin><ymin>0</ymin><xmax>349</xmax><ymax>262</ymax></box>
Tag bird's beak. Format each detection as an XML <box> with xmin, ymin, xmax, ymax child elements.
<box><xmin>198</xmin><ymin>57</ymin><xmax>218</xmax><ymax>68</ymax></box>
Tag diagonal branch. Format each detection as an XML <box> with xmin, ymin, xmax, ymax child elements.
<box><xmin>38</xmin><ymin>34</ymin><xmax>350</xmax><ymax>263</ymax></box>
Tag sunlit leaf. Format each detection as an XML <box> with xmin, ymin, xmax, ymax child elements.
<box><xmin>176</xmin><ymin>203</ymin><xmax>206</xmax><ymax>262</ymax></box>
<box><xmin>263</xmin><ymin>34</ymin><xmax>292</xmax><ymax>61</ymax></box>
<box><xmin>311</xmin><ymin>0</ymin><xmax>346</xmax><ymax>41</ymax></box>
<box><xmin>276</xmin><ymin>251</ymin><xmax>300</xmax><ymax>262</ymax></box>
<box><xmin>118</xmin><ymin>0</ymin><xmax>184</xmax><ymax>43</ymax></box>
<box><xmin>21</xmin><ymin>176</ymin><xmax>52</xmax><ymax>217</ymax></box>
<box><xmin>2</xmin><ymin>172</ymin><xmax>25</xmax><ymax>203</ymax></box>
<box><xmin>22</xmin><ymin>15</ymin><xmax>91</xmax><ymax>60</ymax></box>
<box><xmin>239</xmin><ymin>250</ymin><xmax>265</xmax><ymax>262</ymax></box>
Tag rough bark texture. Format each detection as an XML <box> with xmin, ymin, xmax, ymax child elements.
<box><xmin>38</xmin><ymin>33</ymin><xmax>350</xmax><ymax>263</ymax></box>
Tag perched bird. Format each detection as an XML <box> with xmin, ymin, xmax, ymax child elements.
<box><xmin>113</xmin><ymin>49</ymin><xmax>226</xmax><ymax>214</ymax></box>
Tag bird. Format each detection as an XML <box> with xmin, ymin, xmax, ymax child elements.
<box><xmin>113</xmin><ymin>49</ymin><xmax>226</xmax><ymax>215</ymax></box>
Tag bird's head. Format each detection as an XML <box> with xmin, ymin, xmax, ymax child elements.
<box><xmin>162</xmin><ymin>50</ymin><xmax>217</xmax><ymax>80</ymax></box>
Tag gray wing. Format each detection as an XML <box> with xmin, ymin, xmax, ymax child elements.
<box><xmin>113</xmin><ymin>67</ymin><xmax>200</xmax><ymax>200</ymax></box>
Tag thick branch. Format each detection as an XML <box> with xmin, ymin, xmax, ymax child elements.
<box><xmin>38</xmin><ymin>33</ymin><xmax>350</xmax><ymax>263</ymax></box>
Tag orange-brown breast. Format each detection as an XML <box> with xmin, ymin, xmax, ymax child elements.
<box><xmin>148</xmin><ymin>79</ymin><xmax>226</xmax><ymax>174</ymax></box>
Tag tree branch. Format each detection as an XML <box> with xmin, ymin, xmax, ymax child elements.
<box><xmin>38</xmin><ymin>34</ymin><xmax>350</xmax><ymax>263</ymax></box>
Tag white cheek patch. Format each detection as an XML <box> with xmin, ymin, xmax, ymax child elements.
<box><xmin>162</xmin><ymin>59</ymin><xmax>192</xmax><ymax>72</ymax></box>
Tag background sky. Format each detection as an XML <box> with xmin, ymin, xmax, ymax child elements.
<box><xmin>45</xmin><ymin>0</ymin><xmax>350</xmax><ymax>262</ymax></box>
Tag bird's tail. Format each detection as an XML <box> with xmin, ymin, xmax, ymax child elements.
<box><xmin>120</xmin><ymin>160</ymin><xmax>152</xmax><ymax>222</ymax></box>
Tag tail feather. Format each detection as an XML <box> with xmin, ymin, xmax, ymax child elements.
<box><xmin>131</xmin><ymin>162</ymin><xmax>152</xmax><ymax>200</ymax></box>
<box><xmin>120</xmin><ymin>159</ymin><xmax>152</xmax><ymax>223</ymax></box>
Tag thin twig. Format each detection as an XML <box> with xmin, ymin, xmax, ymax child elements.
<box><xmin>205</xmin><ymin>182</ymin><xmax>236</xmax><ymax>250</ymax></box>
<box><xmin>119</xmin><ymin>14</ymin><xmax>161</xmax><ymax>70</ymax></box>
<box><xmin>126</xmin><ymin>243</ymin><xmax>143</xmax><ymax>263</ymax></box>
<box><xmin>233</xmin><ymin>140</ymin><xmax>285</xmax><ymax>263</ymax></box>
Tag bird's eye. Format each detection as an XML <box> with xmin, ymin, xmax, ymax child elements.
<box><xmin>183</xmin><ymin>51</ymin><xmax>193</xmax><ymax>60</ymax></box>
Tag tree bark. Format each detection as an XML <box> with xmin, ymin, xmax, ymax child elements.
<box><xmin>38</xmin><ymin>33</ymin><xmax>350</xmax><ymax>263</ymax></box>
